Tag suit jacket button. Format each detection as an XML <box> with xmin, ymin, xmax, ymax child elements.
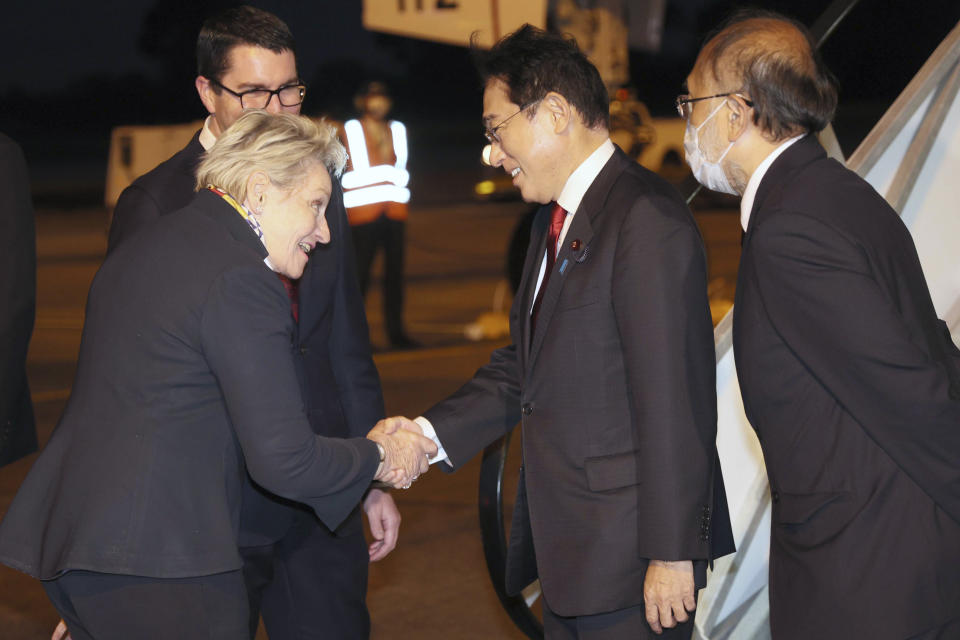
<box><xmin>299</xmin><ymin>346</ymin><xmax>308</xmax><ymax>355</ymax></box>
<box><xmin>521</xmin><ymin>403</ymin><xmax>533</xmax><ymax>416</ymax></box>
<box><xmin>771</xmin><ymin>491</ymin><xmax>780</xmax><ymax>504</ymax></box>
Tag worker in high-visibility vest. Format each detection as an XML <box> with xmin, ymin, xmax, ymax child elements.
<box><xmin>341</xmin><ymin>81</ymin><xmax>417</xmax><ymax>349</ymax></box>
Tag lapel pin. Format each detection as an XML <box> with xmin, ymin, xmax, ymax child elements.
<box><xmin>570</xmin><ymin>239</ymin><xmax>581</xmax><ymax>251</ymax></box>
<box><xmin>575</xmin><ymin>243</ymin><xmax>590</xmax><ymax>263</ymax></box>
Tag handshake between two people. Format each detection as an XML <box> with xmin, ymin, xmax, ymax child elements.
<box><xmin>366</xmin><ymin>416</ymin><xmax>438</xmax><ymax>489</ymax></box>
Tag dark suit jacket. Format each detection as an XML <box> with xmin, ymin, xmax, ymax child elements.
<box><xmin>107</xmin><ymin>133</ymin><xmax>385</xmax><ymax>544</ymax></box>
<box><xmin>425</xmin><ymin>148</ymin><xmax>734</xmax><ymax>617</ymax></box>
<box><xmin>0</xmin><ymin>190</ymin><xmax>381</xmax><ymax>580</ymax></box>
<box><xmin>106</xmin><ymin>132</ymin><xmax>205</xmax><ymax>251</ymax></box>
<box><xmin>0</xmin><ymin>133</ymin><xmax>37</xmax><ymax>468</ymax></box>
<box><xmin>733</xmin><ymin>135</ymin><xmax>960</xmax><ymax>640</ymax></box>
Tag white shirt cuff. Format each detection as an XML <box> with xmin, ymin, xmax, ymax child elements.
<box><xmin>414</xmin><ymin>416</ymin><xmax>450</xmax><ymax>466</ymax></box>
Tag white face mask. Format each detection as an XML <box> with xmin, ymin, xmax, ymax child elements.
<box><xmin>683</xmin><ymin>99</ymin><xmax>737</xmax><ymax>195</ymax></box>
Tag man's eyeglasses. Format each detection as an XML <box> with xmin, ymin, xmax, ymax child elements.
<box><xmin>484</xmin><ymin>99</ymin><xmax>543</xmax><ymax>144</ymax></box>
<box><xmin>675</xmin><ymin>93</ymin><xmax>753</xmax><ymax>119</ymax></box>
<box><xmin>212</xmin><ymin>79</ymin><xmax>307</xmax><ymax>109</ymax></box>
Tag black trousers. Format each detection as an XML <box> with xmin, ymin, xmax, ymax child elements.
<box><xmin>241</xmin><ymin>512</ymin><xmax>371</xmax><ymax>640</ymax></box>
<box><xmin>351</xmin><ymin>215</ymin><xmax>407</xmax><ymax>344</ymax></box>
<box><xmin>43</xmin><ymin>569</ymin><xmax>247</xmax><ymax>640</ymax></box>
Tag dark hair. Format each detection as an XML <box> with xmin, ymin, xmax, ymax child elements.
<box><xmin>474</xmin><ymin>24</ymin><xmax>609</xmax><ymax>129</ymax></box>
<box><xmin>197</xmin><ymin>5</ymin><xmax>297</xmax><ymax>83</ymax></box>
<box><xmin>702</xmin><ymin>10</ymin><xmax>837</xmax><ymax>139</ymax></box>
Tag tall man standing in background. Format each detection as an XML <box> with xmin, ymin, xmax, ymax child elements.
<box><xmin>107</xmin><ymin>6</ymin><xmax>395</xmax><ymax>640</ymax></box>
<box><xmin>409</xmin><ymin>25</ymin><xmax>733</xmax><ymax>639</ymax></box>
<box><xmin>681</xmin><ymin>11</ymin><xmax>960</xmax><ymax>639</ymax></box>
<box><xmin>0</xmin><ymin>133</ymin><xmax>37</xmax><ymax>469</ymax></box>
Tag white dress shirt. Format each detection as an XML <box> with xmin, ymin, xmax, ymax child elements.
<box><xmin>416</xmin><ymin>138</ymin><xmax>617</xmax><ymax>464</ymax></box>
<box><xmin>530</xmin><ymin>138</ymin><xmax>616</xmax><ymax>308</ymax></box>
<box><xmin>198</xmin><ymin>116</ymin><xmax>217</xmax><ymax>151</ymax></box>
<box><xmin>739</xmin><ymin>135</ymin><xmax>804</xmax><ymax>231</ymax></box>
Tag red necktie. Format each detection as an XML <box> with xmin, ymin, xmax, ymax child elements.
<box><xmin>276</xmin><ymin>273</ymin><xmax>300</xmax><ymax>323</ymax></box>
<box><xmin>530</xmin><ymin>202</ymin><xmax>566</xmax><ymax>337</ymax></box>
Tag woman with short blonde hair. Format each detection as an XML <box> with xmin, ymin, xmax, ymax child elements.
<box><xmin>0</xmin><ymin>111</ymin><xmax>433</xmax><ymax>640</ymax></box>
<box><xmin>196</xmin><ymin>109</ymin><xmax>346</xmax><ymax>203</ymax></box>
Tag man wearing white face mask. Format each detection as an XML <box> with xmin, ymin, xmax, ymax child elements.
<box><xmin>681</xmin><ymin>95</ymin><xmax>755</xmax><ymax>196</ymax></box>
<box><xmin>683</xmin><ymin>10</ymin><xmax>960</xmax><ymax>640</ymax></box>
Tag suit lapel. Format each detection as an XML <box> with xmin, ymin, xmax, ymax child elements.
<box><xmin>743</xmin><ymin>135</ymin><xmax>826</xmax><ymax>250</ymax></box>
<box><xmin>525</xmin><ymin>150</ymin><xmax>626</xmax><ymax>372</ymax></box>
<box><xmin>526</xmin><ymin>208</ymin><xmax>595</xmax><ymax>368</ymax></box>
<box><xmin>737</xmin><ymin>135</ymin><xmax>827</xmax><ymax>349</ymax></box>
<box><xmin>518</xmin><ymin>207</ymin><xmax>551</xmax><ymax>363</ymax></box>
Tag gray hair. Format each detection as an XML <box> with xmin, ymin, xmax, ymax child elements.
<box><xmin>700</xmin><ymin>11</ymin><xmax>837</xmax><ymax>140</ymax></box>
<box><xmin>196</xmin><ymin>111</ymin><xmax>347</xmax><ymax>203</ymax></box>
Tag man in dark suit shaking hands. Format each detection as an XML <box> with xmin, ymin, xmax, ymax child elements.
<box><xmin>401</xmin><ymin>25</ymin><xmax>734</xmax><ymax>639</ymax></box>
<box><xmin>106</xmin><ymin>7</ymin><xmax>394</xmax><ymax>640</ymax></box>
<box><xmin>680</xmin><ymin>11</ymin><xmax>960</xmax><ymax>639</ymax></box>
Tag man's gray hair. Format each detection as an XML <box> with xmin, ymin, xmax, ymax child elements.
<box><xmin>701</xmin><ymin>10</ymin><xmax>838</xmax><ymax>140</ymax></box>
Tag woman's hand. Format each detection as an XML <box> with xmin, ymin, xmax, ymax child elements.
<box><xmin>367</xmin><ymin>417</ymin><xmax>438</xmax><ymax>488</ymax></box>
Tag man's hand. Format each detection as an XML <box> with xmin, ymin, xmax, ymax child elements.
<box><xmin>367</xmin><ymin>416</ymin><xmax>437</xmax><ymax>489</ymax></box>
<box><xmin>364</xmin><ymin>488</ymin><xmax>400</xmax><ymax>561</ymax></box>
<box><xmin>643</xmin><ymin>559</ymin><xmax>696</xmax><ymax>634</ymax></box>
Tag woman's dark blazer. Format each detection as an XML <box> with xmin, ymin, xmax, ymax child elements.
<box><xmin>0</xmin><ymin>190</ymin><xmax>380</xmax><ymax>580</ymax></box>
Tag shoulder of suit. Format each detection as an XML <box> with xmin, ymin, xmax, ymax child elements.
<box><xmin>122</xmin><ymin>134</ymin><xmax>203</xmax><ymax>212</ymax></box>
<box><xmin>0</xmin><ymin>131</ymin><xmax>19</xmax><ymax>153</ymax></box>
<box><xmin>128</xmin><ymin>133</ymin><xmax>203</xmax><ymax>192</ymax></box>
<box><xmin>607</xmin><ymin>159</ymin><xmax>690</xmax><ymax>214</ymax></box>
<box><xmin>0</xmin><ymin>133</ymin><xmax>28</xmax><ymax>170</ymax></box>
<box><xmin>133</xmin><ymin>198</ymin><xmax>265</xmax><ymax>274</ymax></box>
<box><xmin>764</xmin><ymin>153</ymin><xmax>893</xmax><ymax>229</ymax></box>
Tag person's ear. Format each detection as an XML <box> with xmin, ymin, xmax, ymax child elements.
<box><xmin>725</xmin><ymin>94</ymin><xmax>752</xmax><ymax>141</ymax></box>
<box><xmin>196</xmin><ymin>76</ymin><xmax>217</xmax><ymax>115</ymax></box>
<box><xmin>244</xmin><ymin>171</ymin><xmax>271</xmax><ymax>215</ymax></box>
<box><xmin>542</xmin><ymin>92</ymin><xmax>572</xmax><ymax>134</ymax></box>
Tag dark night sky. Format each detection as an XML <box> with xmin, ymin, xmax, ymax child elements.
<box><xmin>2</xmin><ymin>0</ymin><xmax>958</xmax><ymax>188</ymax></box>
<box><xmin>1</xmin><ymin>2</ymin><xmax>399</xmax><ymax>92</ymax></box>
<box><xmin>3</xmin><ymin>1</ymin><xmax>958</xmax><ymax>118</ymax></box>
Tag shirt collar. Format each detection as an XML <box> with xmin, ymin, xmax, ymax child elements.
<box><xmin>199</xmin><ymin>116</ymin><xmax>218</xmax><ymax>151</ymax></box>
<box><xmin>740</xmin><ymin>135</ymin><xmax>804</xmax><ymax>231</ymax></box>
<box><xmin>557</xmin><ymin>139</ymin><xmax>616</xmax><ymax>215</ymax></box>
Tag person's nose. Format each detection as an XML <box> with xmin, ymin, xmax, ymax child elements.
<box><xmin>316</xmin><ymin>215</ymin><xmax>330</xmax><ymax>244</ymax></box>
<box><xmin>264</xmin><ymin>92</ymin><xmax>284</xmax><ymax>114</ymax></box>
<box><xmin>488</xmin><ymin>142</ymin><xmax>506</xmax><ymax>168</ymax></box>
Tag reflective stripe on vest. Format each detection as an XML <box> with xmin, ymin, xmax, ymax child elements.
<box><xmin>342</xmin><ymin>119</ymin><xmax>410</xmax><ymax>208</ymax></box>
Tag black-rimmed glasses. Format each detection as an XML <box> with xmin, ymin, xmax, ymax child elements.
<box><xmin>484</xmin><ymin>99</ymin><xmax>543</xmax><ymax>144</ymax></box>
<box><xmin>675</xmin><ymin>93</ymin><xmax>753</xmax><ymax>119</ymax></box>
<box><xmin>212</xmin><ymin>79</ymin><xmax>307</xmax><ymax>109</ymax></box>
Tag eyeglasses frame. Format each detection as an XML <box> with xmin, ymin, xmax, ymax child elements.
<box><xmin>484</xmin><ymin>98</ymin><xmax>544</xmax><ymax>145</ymax></box>
<box><xmin>675</xmin><ymin>92</ymin><xmax>754</xmax><ymax>119</ymax></box>
<box><xmin>211</xmin><ymin>79</ymin><xmax>307</xmax><ymax>109</ymax></box>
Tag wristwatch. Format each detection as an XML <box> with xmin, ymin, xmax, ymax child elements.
<box><xmin>375</xmin><ymin>441</ymin><xmax>386</xmax><ymax>464</ymax></box>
